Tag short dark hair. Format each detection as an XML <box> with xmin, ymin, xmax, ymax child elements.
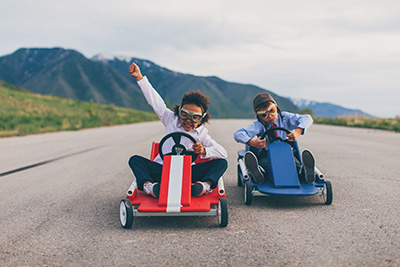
<box><xmin>173</xmin><ymin>90</ymin><xmax>210</xmax><ymax>125</ymax></box>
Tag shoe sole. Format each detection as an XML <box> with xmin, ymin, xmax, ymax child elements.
<box><xmin>244</xmin><ymin>152</ymin><xmax>265</xmax><ymax>184</ymax></box>
<box><xmin>152</xmin><ymin>183</ymin><xmax>160</xmax><ymax>198</ymax></box>
<box><xmin>302</xmin><ymin>150</ymin><xmax>315</xmax><ymax>183</ymax></box>
<box><xmin>192</xmin><ymin>183</ymin><xmax>204</xmax><ymax>197</ymax></box>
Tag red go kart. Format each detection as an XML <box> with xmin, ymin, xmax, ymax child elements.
<box><xmin>120</xmin><ymin>132</ymin><xmax>228</xmax><ymax>229</ymax></box>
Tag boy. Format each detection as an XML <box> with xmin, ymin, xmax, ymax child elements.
<box><xmin>234</xmin><ymin>92</ymin><xmax>315</xmax><ymax>184</ymax></box>
<box><xmin>128</xmin><ymin>62</ymin><xmax>228</xmax><ymax>198</ymax></box>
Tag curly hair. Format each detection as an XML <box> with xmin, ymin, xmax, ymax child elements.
<box><xmin>173</xmin><ymin>90</ymin><xmax>210</xmax><ymax>125</ymax></box>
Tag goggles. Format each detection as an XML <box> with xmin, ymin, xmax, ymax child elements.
<box><xmin>256</xmin><ymin>103</ymin><xmax>278</xmax><ymax>119</ymax></box>
<box><xmin>178</xmin><ymin>108</ymin><xmax>206</xmax><ymax>123</ymax></box>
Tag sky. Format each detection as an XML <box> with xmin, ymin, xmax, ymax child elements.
<box><xmin>1</xmin><ymin>0</ymin><xmax>399</xmax><ymax>118</ymax></box>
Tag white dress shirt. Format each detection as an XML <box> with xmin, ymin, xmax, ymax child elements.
<box><xmin>138</xmin><ymin>76</ymin><xmax>227</xmax><ymax>164</ymax></box>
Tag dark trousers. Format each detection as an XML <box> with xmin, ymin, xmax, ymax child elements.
<box><xmin>128</xmin><ymin>155</ymin><xmax>228</xmax><ymax>190</ymax></box>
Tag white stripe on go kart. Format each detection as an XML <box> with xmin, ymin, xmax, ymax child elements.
<box><xmin>166</xmin><ymin>156</ymin><xmax>184</xmax><ymax>212</ymax></box>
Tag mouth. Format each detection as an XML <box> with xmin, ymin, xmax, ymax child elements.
<box><xmin>182</xmin><ymin>121</ymin><xmax>194</xmax><ymax>129</ymax></box>
<box><xmin>264</xmin><ymin>118</ymin><xmax>274</xmax><ymax>123</ymax></box>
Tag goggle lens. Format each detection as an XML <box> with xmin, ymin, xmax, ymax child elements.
<box><xmin>257</xmin><ymin>104</ymin><xmax>278</xmax><ymax>118</ymax></box>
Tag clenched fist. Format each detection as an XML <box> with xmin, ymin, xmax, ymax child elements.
<box><xmin>129</xmin><ymin>62</ymin><xmax>143</xmax><ymax>81</ymax></box>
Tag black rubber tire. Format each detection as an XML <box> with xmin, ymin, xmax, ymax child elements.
<box><xmin>323</xmin><ymin>181</ymin><xmax>333</xmax><ymax>205</ymax></box>
<box><xmin>237</xmin><ymin>164</ymin><xmax>243</xmax><ymax>187</ymax></box>
<box><xmin>244</xmin><ymin>181</ymin><xmax>253</xmax><ymax>205</ymax></box>
<box><xmin>120</xmin><ymin>199</ymin><xmax>134</xmax><ymax>229</ymax></box>
<box><xmin>218</xmin><ymin>198</ymin><xmax>228</xmax><ymax>227</ymax></box>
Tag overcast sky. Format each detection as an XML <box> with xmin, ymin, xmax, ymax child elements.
<box><xmin>1</xmin><ymin>0</ymin><xmax>399</xmax><ymax>117</ymax></box>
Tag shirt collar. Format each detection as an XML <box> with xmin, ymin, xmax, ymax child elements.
<box><xmin>177</xmin><ymin>120</ymin><xmax>203</xmax><ymax>133</ymax></box>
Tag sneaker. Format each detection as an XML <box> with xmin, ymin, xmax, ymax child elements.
<box><xmin>244</xmin><ymin>151</ymin><xmax>265</xmax><ymax>184</ymax></box>
<box><xmin>192</xmin><ymin>181</ymin><xmax>212</xmax><ymax>197</ymax></box>
<box><xmin>302</xmin><ymin>150</ymin><xmax>315</xmax><ymax>183</ymax></box>
<box><xmin>143</xmin><ymin>182</ymin><xmax>160</xmax><ymax>198</ymax></box>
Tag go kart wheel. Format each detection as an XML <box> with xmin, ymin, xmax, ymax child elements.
<box><xmin>120</xmin><ymin>199</ymin><xmax>134</xmax><ymax>229</ymax></box>
<box><xmin>244</xmin><ymin>181</ymin><xmax>253</xmax><ymax>205</ymax></box>
<box><xmin>237</xmin><ymin>164</ymin><xmax>243</xmax><ymax>187</ymax></box>
<box><xmin>323</xmin><ymin>181</ymin><xmax>333</xmax><ymax>205</ymax></box>
<box><xmin>218</xmin><ymin>198</ymin><xmax>228</xmax><ymax>227</ymax></box>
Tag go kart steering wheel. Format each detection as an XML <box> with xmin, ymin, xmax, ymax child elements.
<box><xmin>158</xmin><ymin>132</ymin><xmax>198</xmax><ymax>162</ymax></box>
<box><xmin>260</xmin><ymin>127</ymin><xmax>292</xmax><ymax>143</ymax></box>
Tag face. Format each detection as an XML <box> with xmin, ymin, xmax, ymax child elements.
<box><xmin>179</xmin><ymin>103</ymin><xmax>204</xmax><ymax>131</ymax></box>
<box><xmin>256</xmin><ymin>103</ymin><xmax>278</xmax><ymax>124</ymax></box>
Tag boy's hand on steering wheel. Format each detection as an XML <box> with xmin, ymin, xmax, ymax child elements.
<box><xmin>248</xmin><ymin>136</ymin><xmax>266</xmax><ymax>149</ymax></box>
<box><xmin>192</xmin><ymin>142</ymin><xmax>206</xmax><ymax>155</ymax></box>
<box><xmin>287</xmin><ymin>128</ymin><xmax>303</xmax><ymax>142</ymax></box>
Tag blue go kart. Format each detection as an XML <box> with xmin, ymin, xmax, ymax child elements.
<box><xmin>237</xmin><ymin>127</ymin><xmax>333</xmax><ymax>205</ymax></box>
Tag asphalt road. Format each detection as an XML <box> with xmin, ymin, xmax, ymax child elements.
<box><xmin>1</xmin><ymin>120</ymin><xmax>399</xmax><ymax>266</ymax></box>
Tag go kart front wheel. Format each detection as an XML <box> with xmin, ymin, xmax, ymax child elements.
<box><xmin>218</xmin><ymin>198</ymin><xmax>228</xmax><ymax>227</ymax></box>
<box><xmin>244</xmin><ymin>181</ymin><xmax>253</xmax><ymax>205</ymax></box>
<box><xmin>120</xmin><ymin>199</ymin><xmax>134</xmax><ymax>229</ymax></box>
<box><xmin>323</xmin><ymin>181</ymin><xmax>333</xmax><ymax>205</ymax></box>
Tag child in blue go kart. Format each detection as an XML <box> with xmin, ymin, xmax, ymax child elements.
<box><xmin>128</xmin><ymin>62</ymin><xmax>228</xmax><ymax>199</ymax></box>
<box><xmin>234</xmin><ymin>92</ymin><xmax>315</xmax><ymax>184</ymax></box>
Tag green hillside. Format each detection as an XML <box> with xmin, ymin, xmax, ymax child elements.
<box><xmin>0</xmin><ymin>80</ymin><xmax>158</xmax><ymax>137</ymax></box>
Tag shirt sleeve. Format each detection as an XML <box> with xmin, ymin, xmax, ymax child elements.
<box><xmin>282</xmin><ymin>112</ymin><xmax>313</xmax><ymax>134</ymax></box>
<box><xmin>234</xmin><ymin>121</ymin><xmax>264</xmax><ymax>144</ymax></box>
<box><xmin>198</xmin><ymin>128</ymin><xmax>228</xmax><ymax>159</ymax></box>
<box><xmin>137</xmin><ymin>76</ymin><xmax>174</xmax><ymax>126</ymax></box>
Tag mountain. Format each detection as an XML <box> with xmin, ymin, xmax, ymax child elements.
<box><xmin>289</xmin><ymin>98</ymin><xmax>374</xmax><ymax>118</ymax></box>
<box><xmin>0</xmin><ymin>48</ymin><xmax>151</xmax><ymax>111</ymax></box>
<box><xmin>2</xmin><ymin>47</ymin><xmax>373</xmax><ymax>119</ymax></box>
<box><xmin>0</xmin><ymin>48</ymin><xmax>297</xmax><ymax>118</ymax></box>
<box><xmin>91</xmin><ymin>54</ymin><xmax>297</xmax><ymax>118</ymax></box>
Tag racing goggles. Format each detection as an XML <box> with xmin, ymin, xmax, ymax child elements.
<box><xmin>256</xmin><ymin>103</ymin><xmax>278</xmax><ymax>119</ymax></box>
<box><xmin>178</xmin><ymin>108</ymin><xmax>206</xmax><ymax>123</ymax></box>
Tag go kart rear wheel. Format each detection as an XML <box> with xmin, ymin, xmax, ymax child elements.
<box><xmin>120</xmin><ymin>199</ymin><xmax>134</xmax><ymax>229</ymax></box>
<box><xmin>244</xmin><ymin>181</ymin><xmax>253</xmax><ymax>205</ymax></box>
<box><xmin>323</xmin><ymin>181</ymin><xmax>333</xmax><ymax>205</ymax></box>
<box><xmin>237</xmin><ymin>164</ymin><xmax>243</xmax><ymax>187</ymax></box>
<box><xmin>218</xmin><ymin>198</ymin><xmax>228</xmax><ymax>227</ymax></box>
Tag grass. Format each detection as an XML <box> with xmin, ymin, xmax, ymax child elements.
<box><xmin>1</xmin><ymin>80</ymin><xmax>398</xmax><ymax>137</ymax></box>
<box><xmin>0</xmin><ymin>81</ymin><xmax>158</xmax><ymax>137</ymax></box>
<box><xmin>313</xmin><ymin>116</ymin><xmax>400</xmax><ymax>132</ymax></box>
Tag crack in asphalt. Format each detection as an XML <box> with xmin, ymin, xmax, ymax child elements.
<box><xmin>0</xmin><ymin>146</ymin><xmax>104</xmax><ymax>177</ymax></box>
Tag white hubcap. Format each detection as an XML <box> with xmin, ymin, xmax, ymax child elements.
<box><xmin>120</xmin><ymin>201</ymin><xmax>127</xmax><ymax>226</ymax></box>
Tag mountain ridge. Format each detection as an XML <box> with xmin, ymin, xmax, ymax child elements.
<box><xmin>0</xmin><ymin>47</ymin><xmax>373</xmax><ymax>118</ymax></box>
<box><xmin>290</xmin><ymin>97</ymin><xmax>374</xmax><ymax>118</ymax></box>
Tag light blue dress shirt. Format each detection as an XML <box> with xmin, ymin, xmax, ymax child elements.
<box><xmin>234</xmin><ymin>112</ymin><xmax>313</xmax><ymax>150</ymax></box>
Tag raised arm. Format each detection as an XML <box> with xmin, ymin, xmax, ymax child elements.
<box><xmin>129</xmin><ymin>62</ymin><xmax>174</xmax><ymax>126</ymax></box>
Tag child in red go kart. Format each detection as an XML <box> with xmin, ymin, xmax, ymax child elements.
<box><xmin>128</xmin><ymin>62</ymin><xmax>228</xmax><ymax>199</ymax></box>
<box><xmin>234</xmin><ymin>92</ymin><xmax>316</xmax><ymax>184</ymax></box>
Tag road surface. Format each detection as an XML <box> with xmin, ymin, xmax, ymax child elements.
<box><xmin>1</xmin><ymin>120</ymin><xmax>399</xmax><ymax>266</ymax></box>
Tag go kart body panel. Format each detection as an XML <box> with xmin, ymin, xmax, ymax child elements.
<box><xmin>267</xmin><ymin>142</ymin><xmax>300</xmax><ymax>188</ymax></box>
<box><xmin>256</xmin><ymin>180</ymin><xmax>320</xmax><ymax>196</ymax></box>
